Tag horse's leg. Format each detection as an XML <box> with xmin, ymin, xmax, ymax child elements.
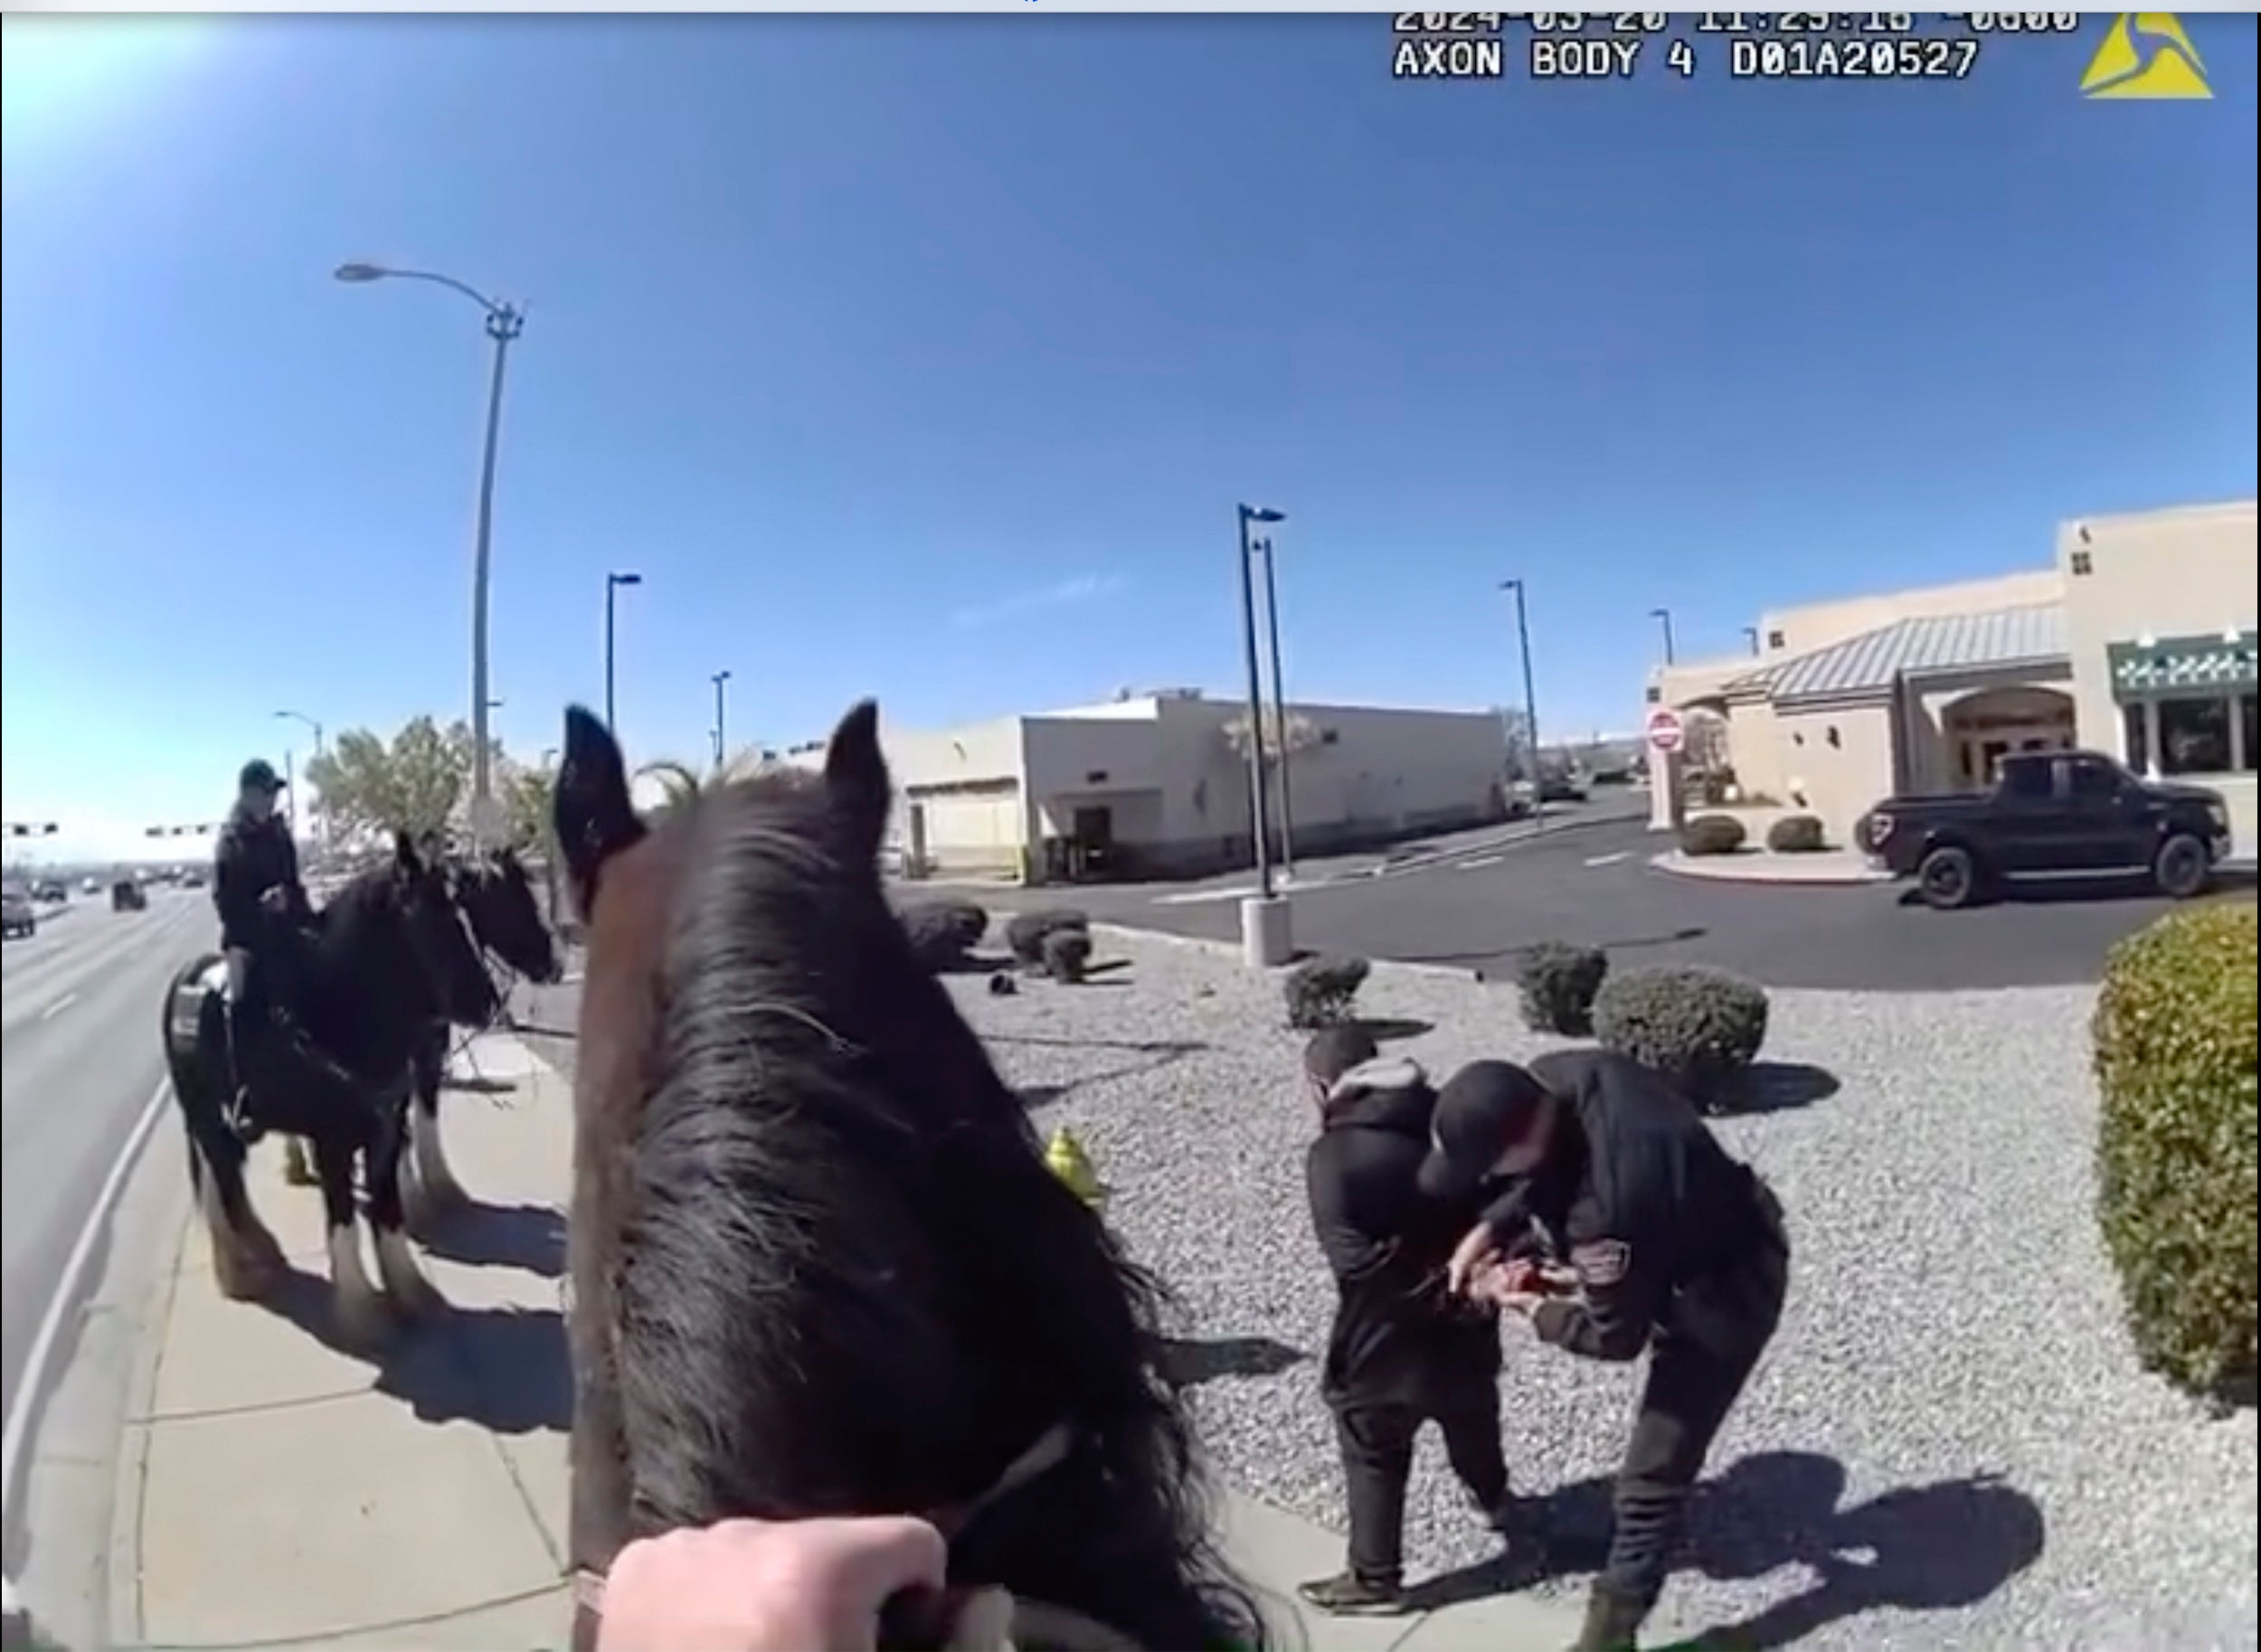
<box><xmin>183</xmin><ymin>1087</ymin><xmax>286</xmax><ymax>1300</ymax></box>
<box><xmin>281</xmin><ymin>1133</ymin><xmax>317</xmax><ymax>1186</ymax></box>
<box><xmin>368</xmin><ymin>1095</ymin><xmax>443</xmax><ymax>1322</ymax></box>
<box><xmin>402</xmin><ymin>1034</ymin><xmax>462</xmax><ymax>1232</ymax></box>
<box><xmin>310</xmin><ymin>1130</ymin><xmax>388</xmax><ymax>1347</ymax></box>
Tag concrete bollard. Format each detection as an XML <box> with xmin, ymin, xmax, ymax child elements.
<box><xmin>1239</xmin><ymin>893</ymin><xmax>1293</xmax><ymax>968</ymax></box>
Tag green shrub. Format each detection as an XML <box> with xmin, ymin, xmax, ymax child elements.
<box><xmin>1764</xmin><ymin>814</ymin><xmax>1828</xmax><ymax>854</ymax></box>
<box><xmin>1041</xmin><ymin>929</ymin><xmax>1093</xmax><ymax>984</ymax></box>
<box><xmin>1515</xmin><ymin>941</ymin><xmax>1611</xmax><ymax>1037</ymax></box>
<box><xmin>1680</xmin><ymin>815</ymin><xmax>1747</xmax><ymax>857</ymax></box>
<box><xmin>2091</xmin><ymin>902</ymin><xmax>2258</xmax><ymax>1403</ymax></box>
<box><xmin>1006</xmin><ymin>908</ymin><xmax>1089</xmax><ymax>967</ymax></box>
<box><xmin>1594</xmin><ymin>965</ymin><xmax>1770</xmax><ymax>1105</ymax></box>
<box><xmin>1284</xmin><ymin>955</ymin><xmax>1370</xmax><ymax>1030</ymax></box>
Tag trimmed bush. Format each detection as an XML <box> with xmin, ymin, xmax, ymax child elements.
<box><xmin>2092</xmin><ymin>902</ymin><xmax>2257</xmax><ymax>1402</ymax></box>
<box><xmin>1679</xmin><ymin>815</ymin><xmax>1747</xmax><ymax>857</ymax></box>
<box><xmin>899</xmin><ymin>899</ymin><xmax>989</xmax><ymax>971</ymax></box>
<box><xmin>1006</xmin><ymin>908</ymin><xmax>1090</xmax><ymax>968</ymax></box>
<box><xmin>1041</xmin><ymin>929</ymin><xmax>1093</xmax><ymax>984</ymax></box>
<box><xmin>1594</xmin><ymin>965</ymin><xmax>1770</xmax><ymax>1105</ymax></box>
<box><xmin>1515</xmin><ymin>941</ymin><xmax>1610</xmax><ymax>1037</ymax></box>
<box><xmin>1764</xmin><ymin>813</ymin><xmax>1828</xmax><ymax>854</ymax></box>
<box><xmin>1284</xmin><ymin>954</ymin><xmax>1371</xmax><ymax>1030</ymax></box>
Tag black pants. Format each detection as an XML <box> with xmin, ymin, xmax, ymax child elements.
<box><xmin>1599</xmin><ymin>1218</ymin><xmax>1791</xmax><ymax>1610</ymax></box>
<box><xmin>1334</xmin><ymin>1374</ymin><xmax>1508</xmax><ymax>1585</ymax></box>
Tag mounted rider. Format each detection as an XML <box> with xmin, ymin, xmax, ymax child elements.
<box><xmin>213</xmin><ymin>759</ymin><xmax>347</xmax><ymax>1123</ymax></box>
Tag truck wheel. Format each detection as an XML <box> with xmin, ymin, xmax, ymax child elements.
<box><xmin>1916</xmin><ymin>845</ymin><xmax>1981</xmax><ymax>911</ymax></box>
<box><xmin>2152</xmin><ymin>833</ymin><xmax>2212</xmax><ymax>900</ymax></box>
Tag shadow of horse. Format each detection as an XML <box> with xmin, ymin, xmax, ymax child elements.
<box><xmin>1155</xmin><ymin>1336</ymin><xmax>1307</xmax><ymax>1391</ymax></box>
<box><xmin>1405</xmin><ymin>1449</ymin><xmax>2045</xmax><ymax>1647</ymax></box>
<box><xmin>261</xmin><ymin>1265</ymin><xmax>571</xmax><ymax>1436</ymax></box>
<box><xmin>415</xmin><ymin>1198</ymin><xmax>567</xmax><ymax>1279</ymax></box>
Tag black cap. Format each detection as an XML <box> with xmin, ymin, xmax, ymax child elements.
<box><xmin>238</xmin><ymin>759</ymin><xmax>286</xmax><ymax>794</ymax></box>
<box><xmin>1417</xmin><ymin>1060</ymin><xmax>1552</xmax><ymax>1202</ymax></box>
<box><xmin>1302</xmin><ymin>1025</ymin><xmax>1379</xmax><ymax>1087</ymax></box>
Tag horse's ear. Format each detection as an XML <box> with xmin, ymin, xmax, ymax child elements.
<box><xmin>822</xmin><ymin>699</ymin><xmax>891</xmax><ymax>861</ymax></box>
<box><xmin>555</xmin><ymin>704</ymin><xmax>644</xmax><ymax>919</ymax></box>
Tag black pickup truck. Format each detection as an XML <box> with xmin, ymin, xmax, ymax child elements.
<box><xmin>1857</xmin><ymin>749</ymin><xmax>2232</xmax><ymax>910</ymax></box>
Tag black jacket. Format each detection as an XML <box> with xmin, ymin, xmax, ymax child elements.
<box><xmin>1306</xmin><ymin>1056</ymin><xmax>1501</xmax><ymax>1410</ymax></box>
<box><xmin>213</xmin><ymin>805</ymin><xmax>312</xmax><ymax>950</ymax></box>
<box><xmin>1482</xmin><ymin>1050</ymin><xmax>1787</xmax><ymax>1365</ymax></box>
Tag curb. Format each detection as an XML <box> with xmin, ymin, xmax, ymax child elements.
<box><xmin>1086</xmin><ymin>920</ymin><xmax>1490</xmax><ymax>986</ymax></box>
<box><xmin>1646</xmin><ymin>851</ymin><xmax>1894</xmax><ymax>889</ymax></box>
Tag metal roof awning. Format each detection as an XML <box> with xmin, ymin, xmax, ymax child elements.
<box><xmin>1732</xmin><ymin>602</ymin><xmax>2067</xmax><ymax>705</ymax></box>
<box><xmin>2108</xmin><ymin>632</ymin><xmax>2259</xmax><ymax>699</ymax></box>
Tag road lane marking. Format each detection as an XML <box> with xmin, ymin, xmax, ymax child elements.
<box><xmin>37</xmin><ymin>993</ymin><xmax>75</xmax><ymax>1023</ymax></box>
<box><xmin>1585</xmin><ymin>852</ymin><xmax>1632</xmax><ymax>868</ymax></box>
<box><xmin>1458</xmin><ymin>855</ymin><xmax>1503</xmax><ymax>872</ymax></box>
<box><xmin>0</xmin><ymin>1076</ymin><xmax>174</xmax><ymax>1542</ymax></box>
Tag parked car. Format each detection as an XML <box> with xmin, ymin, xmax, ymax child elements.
<box><xmin>33</xmin><ymin>879</ymin><xmax>68</xmax><ymax>903</ymax></box>
<box><xmin>3</xmin><ymin>885</ymin><xmax>35</xmax><ymax>939</ymax></box>
<box><xmin>112</xmin><ymin>878</ymin><xmax>148</xmax><ymax>912</ymax></box>
<box><xmin>1856</xmin><ymin>749</ymin><xmax>2232</xmax><ymax>911</ymax></box>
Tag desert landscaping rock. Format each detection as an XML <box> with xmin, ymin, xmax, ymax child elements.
<box><xmin>943</xmin><ymin>928</ymin><xmax>2258</xmax><ymax>1651</ymax></box>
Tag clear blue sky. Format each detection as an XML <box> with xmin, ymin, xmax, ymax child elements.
<box><xmin>5</xmin><ymin>14</ymin><xmax>2255</xmax><ymax>857</ymax></box>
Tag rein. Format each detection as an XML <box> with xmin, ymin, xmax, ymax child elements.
<box><xmin>567</xmin><ymin>1420</ymin><xmax>1147</xmax><ymax>1651</ymax></box>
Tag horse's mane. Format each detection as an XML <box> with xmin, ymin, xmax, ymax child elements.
<box><xmin>605</xmin><ymin>770</ymin><xmax>1262</xmax><ymax>1649</ymax></box>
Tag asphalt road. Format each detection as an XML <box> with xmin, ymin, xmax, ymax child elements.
<box><xmin>929</xmin><ymin>816</ymin><xmax>2215</xmax><ymax>991</ymax></box>
<box><xmin>1</xmin><ymin>888</ymin><xmax>213</xmax><ymax>1432</ymax></box>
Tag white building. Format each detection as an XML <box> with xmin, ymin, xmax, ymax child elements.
<box><xmin>790</xmin><ymin>690</ymin><xmax>1510</xmax><ymax>885</ymax></box>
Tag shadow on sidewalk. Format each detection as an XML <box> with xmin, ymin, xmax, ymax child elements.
<box><xmin>265</xmin><ymin>1268</ymin><xmax>572</xmax><ymax>1436</ymax></box>
<box><xmin>1156</xmin><ymin>1335</ymin><xmax>1306</xmax><ymax>1390</ymax></box>
<box><xmin>1405</xmin><ymin>1450</ymin><xmax>2045</xmax><ymax>1647</ymax></box>
<box><xmin>419</xmin><ymin>1199</ymin><xmax>566</xmax><ymax>1279</ymax></box>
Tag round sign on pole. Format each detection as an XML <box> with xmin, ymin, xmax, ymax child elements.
<box><xmin>1645</xmin><ymin>707</ymin><xmax>1686</xmax><ymax>756</ymax></box>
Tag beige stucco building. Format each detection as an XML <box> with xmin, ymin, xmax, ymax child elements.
<box><xmin>1648</xmin><ymin>499</ymin><xmax>2259</xmax><ymax>856</ymax></box>
<box><xmin>786</xmin><ymin>690</ymin><xmax>1510</xmax><ymax>884</ymax></box>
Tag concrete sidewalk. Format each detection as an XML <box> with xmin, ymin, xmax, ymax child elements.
<box><xmin>1650</xmin><ymin>847</ymin><xmax>1892</xmax><ymax>887</ymax></box>
<box><xmin>102</xmin><ymin>1033</ymin><xmax>1583</xmax><ymax>1650</ymax></box>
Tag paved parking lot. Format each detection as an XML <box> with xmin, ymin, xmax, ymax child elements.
<box><xmin>928</xmin><ymin>817</ymin><xmax>2226</xmax><ymax>992</ymax></box>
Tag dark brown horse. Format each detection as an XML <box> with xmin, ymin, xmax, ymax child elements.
<box><xmin>553</xmin><ymin>700</ymin><xmax>1266</xmax><ymax>1652</ymax></box>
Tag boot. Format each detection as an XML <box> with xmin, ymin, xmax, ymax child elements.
<box><xmin>222</xmin><ymin>1001</ymin><xmax>261</xmax><ymax>1137</ymax></box>
<box><xmin>1567</xmin><ymin>1584</ymin><xmax>1651</xmax><ymax>1652</ymax></box>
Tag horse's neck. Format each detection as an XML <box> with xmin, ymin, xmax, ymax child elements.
<box><xmin>303</xmin><ymin>899</ymin><xmax>433</xmax><ymax>1072</ymax></box>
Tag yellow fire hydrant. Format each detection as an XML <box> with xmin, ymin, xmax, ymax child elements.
<box><xmin>1044</xmin><ymin>1126</ymin><xmax>1108</xmax><ymax>1214</ymax></box>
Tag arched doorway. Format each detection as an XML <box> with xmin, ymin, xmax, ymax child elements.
<box><xmin>1942</xmin><ymin>686</ymin><xmax>2076</xmax><ymax>789</ymax></box>
<box><xmin>1677</xmin><ymin>699</ymin><xmax>1734</xmax><ymax>804</ymax></box>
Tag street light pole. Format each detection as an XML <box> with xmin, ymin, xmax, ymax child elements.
<box><xmin>1650</xmin><ymin>606</ymin><xmax>1678</xmax><ymax>667</ymax></box>
<box><xmin>275</xmin><ymin>710</ymin><xmax>325</xmax><ymax>854</ymax></box>
<box><xmin>604</xmin><ymin>571</ymin><xmax>643</xmax><ymax>732</ymax></box>
<box><xmin>1500</xmin><ymin>581</ymin><xmax>1544</xmax><ymax>828</ymax></box>
<box><xmin>711</xmin><ymin>670</ymin><xmax>733</xmax><ymax>770</ymax></box>
<box><xmin>335</xmin><ymin>260</ymin><xmax>525</xmax><ymax>850</ymax></box>
<box><xmin>1256</xmin><ymin>531</ymin><xmax>1296</xmax><ymax>882</ymax></box>
<box><xmin>1236</xmin><ymin>505</ymin><xmax>1284</xmax><ymax>901</ymax></box>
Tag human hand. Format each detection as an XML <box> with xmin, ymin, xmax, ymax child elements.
<box><xmin>259</xmin><ymin>886</ymin><xmax>291</xmax><ymax>916</ymax></box>
<box><xmin>594</xmin><ymin>1515</ymin><xmax>948</xmax><ymax>1652</ymax></box>
<box><xmin>1445</xmin><ymin>1222</ymin><xmax>1499</xmax><ymax>1296</ymax></box>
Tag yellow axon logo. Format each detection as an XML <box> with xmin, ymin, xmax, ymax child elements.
<box><xmin>2081</xmin><ymin>14</ymin><xmax>2212</xmax><ymax>100</ymax></box>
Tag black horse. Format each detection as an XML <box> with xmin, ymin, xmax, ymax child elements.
<box><xmin>400</xmin><ymin>844</ymin><xmax>563</xmax><ymax>1229</ymax></box>
<box><xmin>554</xmin><ymin>701</ymin><xmax>1263</xmax><ymax>1652</ymax></box>
<box><xmin>161</xmin><ymin>830</ymin><xmax>498</xmax><ymax>1345</ymax></box>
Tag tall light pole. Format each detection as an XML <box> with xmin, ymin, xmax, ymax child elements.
<box><xmin>710</xmin><ymin>670</ymin><xmax>733</xmax><ymax>769</ymax></box>
<box><xmin>1235</xmin><ymin>505</ymin><xmax>1285</xmax><ymax>901</ymax></box>
<box><xmin>336</xmin><ymin>259</ymin><xmax>525</xmax><ymax>850</ymax></box>
<box><xmin>1254</xmin><ymin>528</ymin><xmax>1296</xmax><ymax>881</ymax></box>
<box><xmin>1650</xmin><ymin>606</ymin><xmax>1678</xmax><ymax>667</ymax></box>
<box><xmin>1499</xmin><ymin>581</ymin><xmax>1544</xmax><ymax>827</ymax></box>
<box><xmin>1742</xmin><ymin>625</ymin><xmax>1761</xmax><ymax>656</ymax></box>
<box><xmin>275</xmin><ymin>710</ymin><xmax>325</xmax><ymax>854</ymax></box>
<box><xmin>604</xmin><ymin>570</ymin><xmax>642</xmax><ymax>732</ymax></box>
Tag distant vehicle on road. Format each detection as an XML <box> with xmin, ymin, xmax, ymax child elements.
<box><xmin>3</xmin><ymin>885</ymin><xmax>35</xmax><ymax>939</ymax></box>
<box><xmin>1857</xmin><ymin>749</ymin><xmax>2231</xmax><ymax>911</ymax></box>
<box><xmin>81</xmin><ymin>874</ymin><xmax>102</xmax><ymax>894</ymax></box>
<box><xmin>32</xmin><ymin>878</ymin><xmax>68</xmax><ymax>903</ymax></box>
<box><xmin>1537</xmin><ymin>772</ymin><xmax>1589</xmax><ymax>805</ymax></box>
<box><xmin>112</xmin><ymin>877</ymin><xmax>149</xmax><ymax>912</ymax></box>
<box><xmin>179</xmin><ymin>868</ymin><xmax>206</xmax><ymax>890</ymax></box>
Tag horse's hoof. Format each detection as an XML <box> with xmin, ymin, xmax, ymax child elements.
<box><xmin>374</xmin><ymin>1232</ymin><xmax>445</xmax><ymax>1323</ymax></box>
<box><xmin>332</xmin><ymin>1288</ymin><xmax>395</xmax><ymax>1351</ymax></box>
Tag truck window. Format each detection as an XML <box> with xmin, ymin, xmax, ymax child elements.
<box><xmin>2067</xmin><ymin>758</ymin><xmax>2124</xmax><ymax>803</ymax></box>
<box><xmin>1998</xmin><ymin>756</ymin><xmax>2052</xmax><ymax>803</ymax></box>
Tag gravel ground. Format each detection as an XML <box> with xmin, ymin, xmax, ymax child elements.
<box><xmin>941</xmin><ymin>925</ymin><xmax>2258</xmax><ymax>1652</ymax></box>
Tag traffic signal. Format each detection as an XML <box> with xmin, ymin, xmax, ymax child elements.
<box><xmin>5</xmin><ymin>822</ymin><xmax>60</xmax><ymax>837</ymax></box>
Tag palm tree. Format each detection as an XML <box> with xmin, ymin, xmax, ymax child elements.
<box><xmin>635</xmin><ymin>749</ymin><xmax>789</xmax><ymax>813</ymax></box>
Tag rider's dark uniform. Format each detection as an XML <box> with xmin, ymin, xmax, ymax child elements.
<box><xmin>212</xmin><ymin>760</ymin><xmax>324</xmax><ymax>1116</ymax></box>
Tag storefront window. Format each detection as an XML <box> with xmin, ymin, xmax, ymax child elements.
<box><xmin>2121</xmin><ymin>703</ymin><xmax>2151</xmax><ymax>774</ymax></box>
<box><xmin>2242</xmin><ymin>691</ymin><xmax>2258</xmax><ymax>774</ymax></box>
<box><xmin>2157</xmin><ymin>695</ymin><xmax>2232</xmax><ymax>776</ymax></box>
